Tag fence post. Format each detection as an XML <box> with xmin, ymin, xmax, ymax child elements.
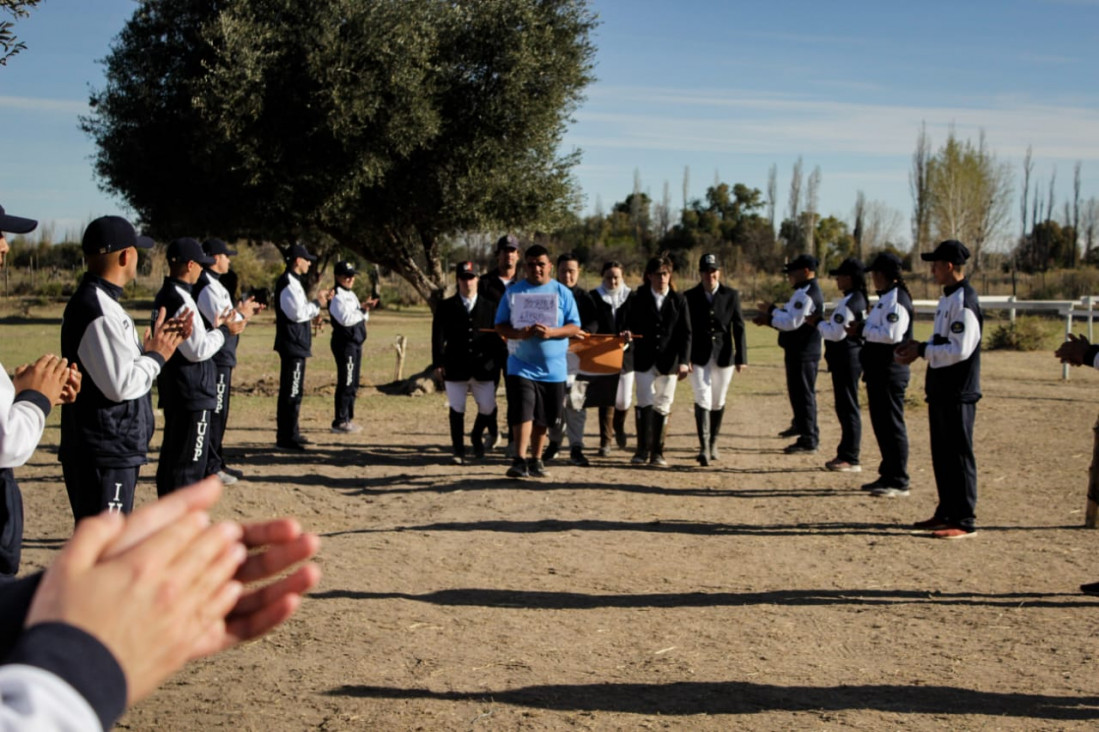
<box><xmin>1008</xmin><ymin>295</ymin><xmax>1016</xmax><ymax>325</ymax></box>
<box><xmin>1088</xmin><ymin>295</ymin><xmax>1095</xmax><ymax>342</ymax></box>
<box><xmin>1065</xmin><ymin>308</ymin><xmax>1074</xmax><ymax>381</ymax></box>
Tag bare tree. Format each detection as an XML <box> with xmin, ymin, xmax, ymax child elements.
<box><xmin>910</xmin><ymin>122</ymin><xmax>932</xmax><ymax>258</ymax></box>
<box><xmin>1020</xmin><ymin>145</ymin><xmax>1032</xmax><ymax>243</ymax></box>
<box><xmin>1047</xmin><ymin>166</ymin><xmax>1056</xmax><ymax>225</ymax></box>
<box><xmin>806</xmin><ymin>165</ymin><xmax>822</xmax><ymax>263</ymax></box>
<box><xmin>1072</xmin><ymin>161</ymin><xmax>1082</xmax><ymax>267</ymax></box>
<box><xmin>682</xmin><ymin>166</ymin><xmax>690</xmax><ymax>213</ymax></box>
<box><xmin>630</xmin><ymin>168</ymin><xmax>643</xmax><ymax>247</ymax></box>
<box><xmin>861</xmin><ymin>200</ymin><xmax>904</xmax><ymax>253</ymax></box>
<box><xmin>766</xmin><ymin>163</ymin><xmax>778</xmax><ymax>239</ymax></box>
<box><xmin>655</xmin><ymin>180</ymin><xmax>672</xmax><ymax>238</ymax></box>
<box><xmin>1083</xmin><ymin>196</ymin><xmax>1099</xmax><ymax>262</ymax></box>
<box><xmin>969</xmin><ymin>131</ymin><xmax>1013</xmax><ymax>270</ymax></box>
<box><xmin>926</xmin><ymin>128</ymin><xmax>1012</xmax><ymax>270</ymax></box>
<box><xmin>788</xmin><ymin>156</ymin><xmax>804</xmax><ymax>224</ymax></box>
<box><xmin>852</xmin><ymin>190</ymin><xmax>866</xmax><ymax>260</ymax></box>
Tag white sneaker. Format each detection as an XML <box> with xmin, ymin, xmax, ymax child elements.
<box><xmin>216</xmin><ymin>470</ymin><xmax>239</xmax><ymax>485</ymax></box>
<box><xmin>331</xmin><ymin>422</ymin><xmax>363</xmax><ymax>434</ymax></box>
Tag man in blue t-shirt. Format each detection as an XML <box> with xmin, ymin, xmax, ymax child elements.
<box><xmin>495</xmin><ymin>244</ymin><xmax>581</xmax><ymax>478</ymax></box>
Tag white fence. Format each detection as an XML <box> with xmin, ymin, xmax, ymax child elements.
<box><xmin>862</xmin><ymin>295</ymin><xmax>1096</xmax><ymax>381</ymax></box>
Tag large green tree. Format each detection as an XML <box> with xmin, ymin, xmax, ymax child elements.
<box><xmin>83</xmin><ymin>0</ymin><xmax>596</xmax><ymax>307</ymax></box>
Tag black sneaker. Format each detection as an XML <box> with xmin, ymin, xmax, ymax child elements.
<box><xmin>542</xmin><ymin>441</ymin><xmax>560</xmax><ymax>461</ymax></box>
<box><xmin>569</xmin><ymin>447</ymin><xmax>590</xmax><ymax>467</ymax></box>
<box><xmin>861</xmin><ymin>478</ymin><xmax>890</xmax><ymax>492</ymax></box>
<box><xmin>783</xmin><ymin>442</ymin><xmax>817</xmax><ymax>455</ymax></box>
<box><xmin>777</xmin><ymin>426</ymin><xmax>799</xmax><ymax>438</ymax></box>
<box><xmin>527</xmin><ymin>458</ymin><xmax>549</xmax><ymax>478</ymax></box>
<box><xmin>1080</xmin><ymin>581</ymin><xmax>1099</xmax><ymax>596</ymax></box>
<box><xmin>276</xmin><ymin>440</ymin><xmax>306</xmax><ymax>452</ymax></box>
<box><xmin>506</xmin><ymin>458</ymin><xmax>529</xmax><ymax>478</ymax></box>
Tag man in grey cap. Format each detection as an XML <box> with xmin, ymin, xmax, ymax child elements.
<box><xmin>193</xmin><ymin>238</ymin><xmax>263</xmax><ymax>483</ymax></box>
<box><xmin>753</xmin><ymin>253</ymin><xmax>824</xmax><ymax>454</ymax></box>
<box><xmin>896</xmin><ymin>240</ymin><xmax>982</xmax><ymax>539</ymax></box>
<box><xmin>153</xmin><ymin>238</ymin><xmax>243</xmax><ymax>495</ymax></box>
<box><xmin>274</xmin><ymin>243</ymin><xmax>331</xmax><ymax>449</ymax></box>
<box><xmin>60</xmin><ymin>216</ymin><xmax>192</xmax><ymax>521</ymax></box>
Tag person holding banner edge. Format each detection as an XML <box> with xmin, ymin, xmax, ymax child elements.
<box><xmin>494</xmin><ymin>244</ymin><xmax>581</xmax><ymax>479</ymax></box>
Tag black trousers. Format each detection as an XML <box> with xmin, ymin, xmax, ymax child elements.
<box><xmin>277</xmin><ymin>356</ymin><xmax>307</xmax><ymax>443</ymax></box>
<box><xmin>157</xmin><ymin>407</ymin><xmax>211</xmax><ymax>497</ymax></box>
<box><xmin>826</xmin><ymin>347</ymin><xmax>861</xmax><ymax>463</ymax></box>
<box><xmin>0</xmin><ymin>469</ymin><xmax>23</xmax><ymax>576</ymax></box>
<box><xmin>784</xmin><ymin>353</ymin><xmax>819</xmax><ymax>448</ymax></box>
<box><xmin>62</xmin><ymin>460</ymin><xmax>139</xmax><ymax>523</ymax></box>
<box><xmin>865</xmin><ymin>366</ymin><xmax>910</xmax><ymax>487</ymax></box>
<box><xmin>928</xmin><ymin>400</ymin><xmax>978</xmax><ymax>530</ymax></box>
<box><xmin>206</xmin><ymin>365</ymin><xmax>233</xmax><ymax>475</ymax></box>
<box><xmin>332</xmin><ymin>343</ymin><xmax>362</xmax><ymax>426</ymax></box>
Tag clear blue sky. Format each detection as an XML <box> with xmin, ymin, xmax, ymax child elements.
<box><xmin>2</xmin><ymin>0</ymin><xmax>1098</xmax><ymax>249</ymax></box>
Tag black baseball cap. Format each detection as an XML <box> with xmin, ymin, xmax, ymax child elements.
<box><xmin>828</xmin><ymin>257</ymin><xmax>863</xmax><ymax>277</ymax></box>
<box><xmin>920</xmin><ymin>239</ymin><xmax>970</xmax><ymax>265</ymax></box>
<box><xmin>334</xmin><ymin>261</ymin><xmax>356</xmax><ymax>277</ymax></box>
<box><xmin>783</xmin><ymin>254</ymin><xmax>818</xmax><ymax>273</ymax></box>
<box><xmin>865</xmin><ymin>252</ymin><xmax>903</xmax><ymax>278</ymax></box>
<box><xmin>167</xmin><ymin>237</ymin><xmax>215</xmax><ymax>266</ymax></box>
<box><xmin>202</xmin><ymin>238</ymin><xmax>237</xmax><ymax>257</ymax></box>
<box><xmin>81</xmin><ymin>216</ymin><xmax>154</xmax><ymax>255</ymax></box>
<box><xmin>456</xmin><ymin>261</ymin><xmax>479</xmax><ymax>279</ymax></box>
<box><xmin>496</xmin><ymin>234</ymin><xmax>519</xmax><ymax>252</ymax></box>
<box><xmin>698</xmin><ymin>253</ymin><xmax>721</xmax><ymax>272</ymax></box>
<box><xmin>0</xmin><ymin>204</ymin><xmax>37</xmax><ymax>234</ymax></box>
<box><xmin>286</xmin><ymin>243</ymin><xmax>318</xmax><ymax>262</ymax></box>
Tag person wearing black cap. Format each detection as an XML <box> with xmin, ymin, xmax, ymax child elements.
<box><xmin>896</xmin><ymin>240</ymin><xmax>982</xmax><ymax>539</ymax></box>
<box><xmin>193</xmin><ymin>239</ymin><xmax>264</xmax><ymax>484</ymax></box>
<box><xmin>544</xmin><ymin>253</ymin><xmax>599</xmax><ymax>466</ymax></box>
<box><xmin>855</xmin><ymin>252</ymin><xmax>914</xmax><ymax>495</ymax></box>
<box><xmin>0</xmin><ymin>206</ymin><xmax>82</xmax><ymax>574</ymax></box>
<box><xmin>754</xmin><ymin>253</ymin><xmax>825</xmax><ymax>453</ymax></box>
<box><xmin>274</xmin><ymin>243</ymin><xmax>331</xmax><ymax>450</ymax></box>
<box><xmin>328</xmin><ymin>260</ymin><xmax>379</xmax><ymax>434</ymax></box>
<box><xmin>153</xmin><ymin>238</ymin><xmax>243</xmax><ymax>496</ymax></box>
<box><xmin>61</xmin><ymin>216</ymin><xmax>192</xmax><ymax>521</ymax></box>
<box><xmin>684</xmin><ymin>253</ymin><xmax>746</xmax><ymax>466</ymax></box>
<box><xmin>810</xmin><ymin>257</ymin><xmax>867</xmax><ymax>472</ymax></box>
<box><xmin>478</xmin><ymin>234</ymin><xmax>522</xmax><ymax>452</ymax></box>
<box><xmin>624</xmin><ymin>253</ymin><xmax>692</xmax><ymax>467</ymax></box>
<box><xmin>432</xmin><ymin>261</ymin><xmax>502</xmax><ymax>463</ymax></box>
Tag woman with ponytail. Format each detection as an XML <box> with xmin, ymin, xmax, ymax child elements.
<box><xmin>856</xmin><ymin>252</ymin><xmax>914</xmax><ymax>497</ymax></box>
<box><xmin>814</xmin><ymin>257</ymin><xmax>868</xmax><ymax>473</ymax></box>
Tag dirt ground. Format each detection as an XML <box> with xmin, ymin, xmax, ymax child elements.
<box><xmin>14</xmin><ymin>312</ymin><xmax>1099</xmax><ymax>730</ymax></box>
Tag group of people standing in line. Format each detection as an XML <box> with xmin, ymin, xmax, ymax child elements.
<box><xmin>0</xmin><ymin>206</ymin><xmax>318</xmax><ymax>729</ymax></box>
<box><xmin>433</xmin><ymin>235</ymin><xmax>984</xmax><ymax>541</ymax></box>
<box><xmin>431</xmin><ymin>238</ymin><xmax>749</xmax><ymax>477</ymax></box>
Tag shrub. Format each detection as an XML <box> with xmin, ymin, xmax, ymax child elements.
<box><xmin>986</xmin><ymin>316</ymin><xmax>1048</xmax><ymax>351</ymax></box>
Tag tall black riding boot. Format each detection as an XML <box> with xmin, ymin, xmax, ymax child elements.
<box><xmin>448</xmin><ymin>409</ymin><xmax>466</xmax><ymax>464</ymax></box>
<box><xmin>631</xmin><ymin>406</ymin><xmax>652</xmax><ymax>464</ymax></box>
<box><xmin>613</xmin><ymin>408</ymin><xmax>629</xmax><ymax>449</ymax></box>
<box><xmin>650</xmin><ymin>410</ymin><xmax>669</xmax><ymax>467</ymax></box>
<box><xmin>470</xmin><ymin>412</ymin><xmax>490</xmax><ymax>458</ymax></box>
<box><xmin>709</xmin><ymin>407</ymin><xmax>726</xmax><ymax>462</ymax></box>
<box><xmin>694</xmin><ymin>404</ymin><xmax>711</xmax><ymax>467</ymax></box>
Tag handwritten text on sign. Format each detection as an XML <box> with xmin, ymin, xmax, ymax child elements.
<box><xmin>510</xmin><ymin>293</ymin><xmax>558</xmax><ymax>329</ymax></box>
